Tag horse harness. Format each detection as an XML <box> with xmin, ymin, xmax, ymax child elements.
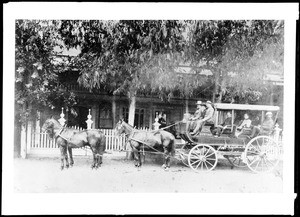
<box><xmin>127</xmin><ymin>130</ymin><xmax>166</xmax><ymax>156</ymax></box>
<box><xmin>55</xmin><ymin>125</ymin><xmax>81</xmax><ymax>148</ymax></box>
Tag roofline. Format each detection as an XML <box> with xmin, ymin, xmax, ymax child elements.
<box><xmin>214</xmin><ymin>103</ymin><xmax>280</xmax><ymax>111</ymax></box>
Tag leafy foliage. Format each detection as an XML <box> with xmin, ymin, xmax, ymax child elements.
<box><xmin>15</xmin><ymin>20</ymin><xmax>77</xmax><ymax>123</ymax></box>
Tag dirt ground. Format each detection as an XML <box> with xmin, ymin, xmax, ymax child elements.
<box><xmin>14</xmin><ymin>153</ymin><xmax>283</xmax><ymax>193</ymax></box>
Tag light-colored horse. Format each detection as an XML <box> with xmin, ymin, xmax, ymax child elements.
<box><xmin>115</xmin><ymin>120</ymin><xmax>175</xmax><ymax>169</ymax></box>
<box><xmin>42</xmin><ymin>118</ymin><xmax>106</xmax><ymax>170</ymax></box>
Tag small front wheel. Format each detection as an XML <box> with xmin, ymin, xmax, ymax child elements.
<box><xmin>188</xmin><ymin>144</ymin><xmax>218</xmax><ymax>172</ymax></box>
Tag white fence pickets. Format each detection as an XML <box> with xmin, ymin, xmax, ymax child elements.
<box><xmin>29</xmin><ymin>128</ymin><xmax>127</xmax><ymax>156</ymax></box>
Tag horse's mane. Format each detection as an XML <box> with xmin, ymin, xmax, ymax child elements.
<box><xmin>122</xmin><ymin>120</ymin><xmax>135</xmax><ymax>130</ymax></box>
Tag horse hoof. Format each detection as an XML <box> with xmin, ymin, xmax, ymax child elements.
<box><xmin>61</xmin><ymin>167</ymin><xmax>64</xmax><ymax>170</ymax></box>
<box><xmin>162</xmin><ymin>164</ymin><xmax>166</xmax><ymax>168</ymax></box>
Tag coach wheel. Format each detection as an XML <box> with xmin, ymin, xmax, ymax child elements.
<box><xmin>176</xmin><ymin>143</ymin><xmax>191</xmax><ymax>167</ymax></box>
<box><xmin>188</xmin><ymin>144</ymin><xmax>218</xmax><ymax>172</ymax></box>
<box><xmin>245</xmin><ymin>136</ymin><xmax>280</xmax><ymax>173</ymax></box>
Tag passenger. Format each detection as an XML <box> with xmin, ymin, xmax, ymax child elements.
<box><xmin>233</xmin><ymin>113</ymin><xmax>252</xmax><ymax>138</ymax></box>
<box><xmin>249</xmin><ymin>112</ymin><xmax>274</xmax><ymax>139</ymax></box>
<box><xmin>158</xmin><ymin>112</ymin><xmax>167</xmax><ymax>129</ymax></box>
<box><xmin>212</xmin><ymin>111</ymin><xmax>235</xmax><ymax>137</ymax></box>
<box><xmin>190</xmin><ymin>101</ymin><xmax>215</xmax><ymax>136</ymax></box>
<box><xmin>186</xmin><ymin>101</ymin><xmax>206</xmax><ymax>132</ymax></box>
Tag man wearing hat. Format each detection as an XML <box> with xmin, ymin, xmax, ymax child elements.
<box><xmin>248</xmin><ymin>111</ymin><xmax>275</xmax><ymax>138</ymax></box>
<box><xmin>186</xmin><ymin>101</ymin><xmax>206</xmax><ymax>133</ymax></box>
<box><xmin>190</xmin><ymin>101</ymin><xmax>215</xmax><ymax>135</ymax></box>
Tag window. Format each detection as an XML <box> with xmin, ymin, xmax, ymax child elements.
<box><xmin>122</xmin><ymin>107</ymin><xmax>144</xmax><ymax>128</ymax></box>
<box><xmin>122</xmin><ymin>107</ymin><xmax>129</xmax><ymax>123</ymax></box>
<box><xmin>99</xmin><ymin>103</ymin><xmax>112</xmax><ymax>128</ymax></box>
<box><xmin>134</xmin><ymin>109</ymin><xmax>144</xmax><ymax>128</ymax></box>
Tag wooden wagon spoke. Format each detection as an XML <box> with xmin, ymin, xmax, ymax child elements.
<box><xmin>205</xmin><ymin>160</ymin><xmax>214</xmax><ymax>167</ymax></box>
<box><xmin>203</xmin><ymin>148</ymin><xmax>212</xmax><ymax>157</ymax></box>
<box><xmin>203</xmin><ymin>161</ymin><xmax>209</xmax><ymax>170</ymax></box>
<box><xmin>190</xmin><ymin>159</ymin><xmax>201</xmax><ymax>166</ymax></box>
<box><xmin>205</xmin><ymin>152</ymin><xmax>216</xmax><ymax>158</ymax></box>
<box><xmin>195</xmin><ymin>161</ymin><xmax>202</xmax><ymax>170</ymax></box>
<box><xmin>190</xmin><ymin>153</ymin><xmax>202</xmax><ymax>159</ymax></box>
<box><xmin>249</xmin><ymin>156</ymin><xmax>259</xmax><ymax>166</ymax></box>
<box><xmin>254</xmin><ymin>158</ymin><xmax>261</xmax><ymax>171</ymax></box>
<box><xmin>255</xmin><ymin>139</ymin><xmax>262</xmax><ymax>151</ymax></box>
<box><xmin>250</xmin><ymin>144</ymin><xmax>260</xmax><ymax>153</ymax></box>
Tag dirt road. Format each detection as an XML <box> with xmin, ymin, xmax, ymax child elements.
<box><xmin>14</xmin><ymin>154</ymin><xmax>283</xmax><ymax>193</ymax></box>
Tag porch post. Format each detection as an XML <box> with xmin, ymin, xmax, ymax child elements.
<box><xmin>91</xmin><ymin>106</ymin><xmax>97</xmax><ymax>129</ymax></box>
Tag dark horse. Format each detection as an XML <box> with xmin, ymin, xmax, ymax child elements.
<box><xmin>42</xmin><ymin>117</ymin><xmax>106</xmax><ymax>170</ymax></box>
<box><xmin>115</xmin><ymin>120</ymin><xmax>175</xmax><ymax>169</ymax></box>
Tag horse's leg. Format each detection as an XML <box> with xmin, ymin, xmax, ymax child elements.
<box><xmin>64</xmin><ymin>146</ymin><xmax>69</xmax><ymax>169</ymax></box>
<box><xmin>68</xmin><ymin>147</ymin><xmax>74</xmax><ymax>167</ymax></box>
<box><xmin>95</xmin><ymin>153</ymin><xmax>103</xmax><ymax>168</ymax></box>
<box><xmin>131</xmin><ymin>142</ymin><xmax>141</xmax><ymax>167</ymax></box>
<box><xmin>59</xmin><ymin>146</ymin><xmax>65</xmax><ymax>170</ymax></box>
<box><xmin>91</xmin><ymin>148</ymin><xmax>96</xmax><ymax>169</ymax></box>
<box><xmin>162</xmin><ymin>141</ymin><xmax>171</xmax><ymax>170</ymax></box>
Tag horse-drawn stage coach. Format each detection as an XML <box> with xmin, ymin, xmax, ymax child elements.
<box><xmin>40</xmin><ymin>103</ymin><xmax>283</xmax><ymax>173</ymax></box>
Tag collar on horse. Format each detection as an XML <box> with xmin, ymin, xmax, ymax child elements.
<box><xmin>56</xmin><ymin>125</ymin><xmax>71</xmax><ymax>143</ymax></box>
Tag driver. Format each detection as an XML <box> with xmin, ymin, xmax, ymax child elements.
<box><xmin>186</xmin><ymin>101</ymin><xmax>206</xmax><ymax>133</ymax></box>
<box><xmin>190</xmin><ymin>101</ymin><xmax>215</xmax><ymax>135</ymax></box>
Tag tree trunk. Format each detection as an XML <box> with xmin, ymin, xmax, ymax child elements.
<box><xmin>185</xmin><ymin>97</ymin><xmax>189</xmax><ymax>113</ymax></box>
<box><xmin>126</xmin><ymin>90</ymin><xmax>136</xmax><ymax>160</ymax></box>
<box><xmin>128</xmin><ymin>94</ymin><xmax>136</xmax><ymax>126</ymax></box>
<box><xmin>212</xmin><ymin>69</ymin><xmax>220</xmax><ymax>103</ymax></box>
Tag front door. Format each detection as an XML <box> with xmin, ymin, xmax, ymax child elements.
<box><xmin>67</xmin><ymin>106</ymin><xmax>89</xmax><ymax>129</ymax></box>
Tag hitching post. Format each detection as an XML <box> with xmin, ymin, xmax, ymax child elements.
<box><xmin>86</xmin><ymin>109</ymin><xmax>93</xmax><ymax>130</ymax></box>
<box><xmin>58</xmin><ymin>108</ymin><xmax>66</xmax><ymax>126</ymax></box>
<box><xmin>274</xmin><ymin>123</ymin><xmax>282</xmax><ymax>142</ymax></box>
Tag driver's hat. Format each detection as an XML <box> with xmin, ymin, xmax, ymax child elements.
<box><xmin>196</xmin><ymin>101</ymin><xmax>203</xmax><ymax>105</ymax></box>
<box><xmin>266</xmin><ymin>112</ymin><xmax>273</xmax><ymax>116</ymax></box>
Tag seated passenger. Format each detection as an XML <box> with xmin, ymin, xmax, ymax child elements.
<box><xmin>233</xmin><ymin>113</ymin><xmax>252</xmax><ymax>138</ymax></box>
<box><xmin>211</xmin><ymin>111</ymin><xmax>235</xmax><ymax>137</ymax></box>
<box><xmin>249</xmin><ymin>112</ymin><xmax>274</xmax><ymax>138</ymax></box>
<box><xmin>190</xmin><ymin>101</ymin><xmax>215</xmax><ymax>136</ymax></box>
<box><xmin>186</xmin><ymin>101</ymin><xmax>205</xmax><ymax>132</ymax></box>
<box><xmin>158</xmin><ymin>112</ymin><xmax>167</xmax><ymax>129</ymax></box>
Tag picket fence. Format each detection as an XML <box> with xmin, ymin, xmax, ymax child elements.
<box><xmin>28</xmin><ymin>126</ymin><xmax>151</xmax><ymax>156</ymax></box>
<box><xmin>28</xmin><ymin>126</ymin><xmax>128</xmax><ymax>156</ymax></box>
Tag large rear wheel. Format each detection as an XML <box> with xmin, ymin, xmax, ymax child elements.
<box><xmin>188</xmin><ymin>144</ymin><xmax>218</xmax><ymax>172</ymax></box>
<box><xmin>245</xmin><ymin>136</ymin><xmax>280</xmax><ymax>173</ymax></box>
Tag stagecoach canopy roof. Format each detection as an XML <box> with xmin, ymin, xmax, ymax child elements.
<box><xmin>214</xmin><ymin>103</ymin><xmax>280</xmax><ymax>111</ymax></box>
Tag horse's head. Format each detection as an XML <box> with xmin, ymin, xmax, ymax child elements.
<box><xmin>114</xmin><ymin>119</ymin><xmax>126</xmax><ymax>136</ymax></box>
<box><xmin>41</xmin><ymin>117</ymin><xmax>57</xmax><ymax>138</ymax></box>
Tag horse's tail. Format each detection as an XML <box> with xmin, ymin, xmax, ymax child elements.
<box><xmin>169</xmin><ymin>136</ymin><xmax>176</xmax><ymax>156</ymax></box>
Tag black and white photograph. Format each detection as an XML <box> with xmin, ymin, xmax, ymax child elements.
<box><xmin>3</xmin><ymin>2</ymin><xmax>298</xmax><ymax>215</ymax></box>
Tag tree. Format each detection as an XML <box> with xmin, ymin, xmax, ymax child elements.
<box><xmin>15</xmin><ymin>20</ymin><xmax>77</xmax><ymax>124</ymax></box>
<box><xmin>59</xmin><ymin>20</ymin><xmax>187</xmax><ymax>126</ymax></box>
<box><xmin>186</xmin><ymin>20</ymin><xmax>284</xmax><ymax>104</ymax></box>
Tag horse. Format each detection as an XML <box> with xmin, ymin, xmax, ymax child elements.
<box><xmin>114</xmin><ymin>120</ymin><xmax>176</xmax><ymax>169</ymax></box>
<box><xmin>41</xmin><ymin>117</ymin><xmax>106</xmax><ymax>170</ymax></box>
